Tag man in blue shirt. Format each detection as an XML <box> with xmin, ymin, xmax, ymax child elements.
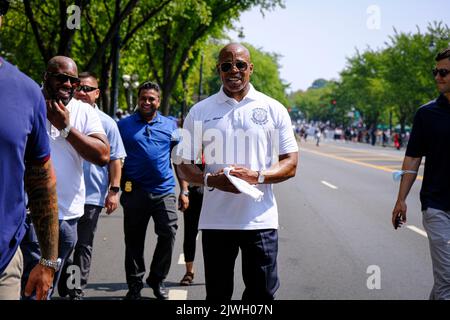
<box><xmin>58</xmin><ymin>72</ymin><xmax>127</xmax><ymax>300</ymax></box>
<box><xmin>118</xmin><ymin>81</ymin><xmax>178</xmax><ymax>300</ymax></box>
<box><xmin>0</xmin><ymin>1</ymin><xmax>59</xmax><ymax>300</ymax></box>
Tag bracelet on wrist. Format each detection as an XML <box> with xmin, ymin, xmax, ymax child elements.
<box><xmin>204</xmin><ymin>173</ymin><xmax>211</xmax><ymax>187</ymax></box>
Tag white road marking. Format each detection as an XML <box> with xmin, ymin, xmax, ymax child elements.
<box><xmin>321</xmin><ymin>180</ymin><xmax>338</xmax><ymax>190</ymax></box>
<box><xmin>406</xmin><ymin>225</ymin><xmax>428</xmax><ymax>238</ymax></box>
<box><xmin>178</xmin><ymin>253</ymin><xmax>185</xmax><ymax>264</ymax></box>
<box><xmin>168</xmin><ymin>289</ymin><xmax>188</xmax><ymax>300</ymax></box>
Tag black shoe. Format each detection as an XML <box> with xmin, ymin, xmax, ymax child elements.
<box><xmin>124</xmin><ymin>283</ymin><xmax>143</xmax><ymax>300</ymax></box>
<box><xmin>146</xmin><ymin>278</ymin><xmax>168</xmax><ymax>300</ymax></box>
<box><xmin>68</xmin><ymin>289</ymin><xmax>84</xmax><ymax>300</ymax></box>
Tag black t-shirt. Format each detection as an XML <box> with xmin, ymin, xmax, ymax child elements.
<box><xmin>406</xmin><ymin>94</ymin><xmax>450</xmax><ymax>211</ymax></box>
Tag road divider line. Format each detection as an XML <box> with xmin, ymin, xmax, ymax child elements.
<box><xmin>347</xmin><ymin>158</ymin><xmax>402</xmax><ymax>161</ymax></box>
<box><xmin>178</xmin><ymin>253</ymin><xmax>185</xmax><ymax>264</ymax></box>
<box><xmin>321</xmin><ymin>181</ymin><xmax>338</xmax><ymax>189</ymax></box>
<box><xmin>168</xmin><ymin>289</ymin><xmax>188</xmax><ymax>300</ymax></box>
<box><xmin>406</xmin><ymin>225</ymin><xmax>428</xmax><ymax>238</ymax></box>
<box><xmin>300</xmin><ymin>147</ymin><xmax>423</xmax><ymax>181</ymax></box>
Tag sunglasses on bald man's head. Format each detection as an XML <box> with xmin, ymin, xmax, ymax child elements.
<box><xmin>219</xmin><ymin>60</ymin><xmax>248</xmax><ymax>73</ymax></box>
<box><xmin>433</xmin><ymin>68</ymin><xmax>450</xmax><ymax>78</ymax></box>
<box><xmin>0</xmin><ymin>0</ymin><xmax>10</xmax><ymax>16</ymax></box>
<box><xmin>76</xmin><ymin>85</ymin><xmax>98</xmax><ymax>93</ymax></box>
<box><xmin>46</xmin><ymin>72</ymin><xmax>80</xmax><ymax>86</ymax></box>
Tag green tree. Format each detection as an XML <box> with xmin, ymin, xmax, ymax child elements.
<box><xmin>336</xmin><ymin>49</ymin><xmax>388</xmax><ymax>129</ymax></box>
<box><xmin>142</xmin><ymin>0</ymin><xmax>285</xmax><ymax>115</ymax></box>
<box><xmin>2</xmin><ymin>0</ymin><xmax>172</xmax><ymax>113</ymax></box>
<box><xmin>381</xmin><ymin>22</ymin><xmax>449</xmax><ymax>132</ymax></box>
<box><xmin>289</xmin><ymin>81</ymin><xmax>337</xmax><ymax>123</ymax></box>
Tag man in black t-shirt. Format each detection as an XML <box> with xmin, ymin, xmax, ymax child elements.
<box><xmin>392</xmin><ymin>47</ymin><xmax>450</xmax><ymax>300</ymax></box>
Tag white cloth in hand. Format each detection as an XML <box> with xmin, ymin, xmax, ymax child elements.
<box><xmin>223</xmin><ymin>167</ymin><xmax>264</xmax><ymax>202</ymax></box>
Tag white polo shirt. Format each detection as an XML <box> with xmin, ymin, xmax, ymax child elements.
<box><xmin>179</xmin><ymin>84</ymin><xmax>298</xmax><ymax>230</ymax></box>
<box><xmin>47</xmin><ymin>98</ymin><xmax>105</xmax><ymax>220</ymax></box>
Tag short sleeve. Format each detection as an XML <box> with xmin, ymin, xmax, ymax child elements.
<box><xmin>106</xmin><ymin>119</ymin><xmax>127</xmax><ymax>161</ymax></box>
<box><xmin>276</xmin><ymin>106</ymin><xmax>299</xmax><ymax>155</ymax></box>
<box><xmin>405</xmin><ymin>109</ymin><xmax>426</xmax><ymax>158</ymax></box>
<box><xmin>83</xmin><ymin>104</ymin><xmax>105</xmax><ymax>136</ymax></box>
<box><xmin>176</xmin><ymin>108</ymin><xmax>202</xmax><ymax>161</ymax></box>
<box><xmin>25</xmin><ymin>93</ymin><xmax>50</xmax><ymax>163</ymax></box>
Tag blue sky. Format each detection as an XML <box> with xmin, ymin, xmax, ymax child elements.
<box><xmin>228</xmin><ymin>0</ymin><xmax>450</xmax><ymax>92</ymax></box>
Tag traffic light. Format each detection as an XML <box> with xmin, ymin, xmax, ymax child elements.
<box><xmin>331</xmin><ymin>99</ymin><xmax>337</xmax><ymax>105</ymax></box>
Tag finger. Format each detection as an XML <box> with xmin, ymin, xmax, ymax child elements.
<box><xmin>56</xmin><ymin>100</ymin><xmax>65</xmax><ymax>110</ymax></box>
<box><xmin>35</xmin><ymin>285</ymin><xmax>45</xmax><ymax>300</ymax></box>
<box><xmin>52</xmin><ymin>100</ymin><xmax>60</xmax><ymax>110</ymax></box>
<box><xmin>24</xmin><ymin>279</ymin><xmax>35</xmax><ymax>297</ymax></box>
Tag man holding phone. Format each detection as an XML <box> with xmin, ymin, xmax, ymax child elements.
<box><xmin>392</xmin><ymin>47</ymin><xmax>450</xmax><ymax>299</ymax></box>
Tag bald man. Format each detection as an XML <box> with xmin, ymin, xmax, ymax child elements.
<box><xmin>20</xmin><ymin>56</ymin><xmax>110</xmax><ymax>299</ymax></box>
<box><xmin>177</xmin><ymin>43</ymin><xmax>299</xmax><ymax>300</ymax></box>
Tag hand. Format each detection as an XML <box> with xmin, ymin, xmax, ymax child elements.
<box><xmin>46</xmin><ymin>100</ymin><xmax>70</xmax><ymax>130</ymax></box>
<box><xmin>229</xmin><ymin>166</ymin><xmax>259</xmax><ymax>184</ymax></box>
<box><xmin>392</xmin><ymin>199</ymin><xmax>407</xmax><ymax>229</ymax></box>
<box><xmin>208</xmin><ymin>173</ymin><xmax>241</xmax><ymax>194</ymax></box>
<box><xmin>105</xmin><ymin>191</ymin><xmax>119</xmax><ymax>215</ymax></box>
<box><xmin>24</xmin><ymin>264</ymin><xmax>55</xmax><ymax>300</ymax></box>
<box><xmin>178</xmin><ymin>193</ymin><xmax>189</xmax><ymax>211</ymax></box>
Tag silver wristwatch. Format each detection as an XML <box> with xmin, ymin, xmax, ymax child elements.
<box><xmin>60</xmin><ymin>124</ymin><xmax>72</xmax><ymax>139</ymax></box>
<box><xmin>257</xmin><ymin>171</ymin><xmax>265</xmax><ymax>184</ymax></box>
<box><xmin>39</xmin><ymin>257</ymin><xmax>62</xmax><ymax>272</ymax></box>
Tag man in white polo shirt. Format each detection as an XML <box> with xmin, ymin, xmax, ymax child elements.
<box><xmin>177</xmin><ymin>43</ymin><xmax>298</xmax><ymax>300</ymax></box>
<box><xmin>20</xmin><ymin>56</ymin><xmax>110</xmax><ymax>299</ymax></box>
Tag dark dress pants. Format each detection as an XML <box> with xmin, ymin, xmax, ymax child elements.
<box><xmin>121</xmin><ymin>189</ymin><xmax>178</xmax><ymax>288</ymax></box>
<box><xmin>202</xmin><ymin>229</ymin><xmax>279</xmax><ymax>301</ymax></box>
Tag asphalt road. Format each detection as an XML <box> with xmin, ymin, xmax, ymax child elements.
<box><xmin>79</xmin><ymin>138</ymin><xmax>432</xmax><ymax>300</ymax></box>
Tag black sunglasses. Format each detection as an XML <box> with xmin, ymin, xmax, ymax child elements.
<box><xmin>219</xmin><ymin>60</ymin><xmax>248</xmax><ymax>73</ymax></box>
<box><xmin>0</xmin><ymin>0</ymin><xmax>9</xmax><ymax>16</ymax></box>
<box><xmin>432</xmin><ymin>68</ymin><xmax>450</xmax><ymax>78</ymax></box>
<box><xmin>47</xmin><ymin>72</ymin><xmax>80</xmax><ymax>85</ymax></box>
<box><xmin>76</xmin><ymin>85</ymin><xmax>98</xmax><ymax>93</ymax></box>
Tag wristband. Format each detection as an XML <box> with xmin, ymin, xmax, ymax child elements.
<box><xmin>204</xmin><ymin>173</ymin><xmax>211</xmax><ymax>187</ymax></box>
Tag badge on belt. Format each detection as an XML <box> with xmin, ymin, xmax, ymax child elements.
<box><xmin>124</xmin><ymin>181</ymin><xmax>132</xmax><ymax>192</ymax></box>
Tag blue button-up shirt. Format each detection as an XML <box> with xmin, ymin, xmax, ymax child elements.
<box><xmin>118</xmin><ymin>112</ymin><xmax>178</xmax><ymax>194</ymax></box>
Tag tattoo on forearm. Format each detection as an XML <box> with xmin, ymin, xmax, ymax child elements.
<box><xmin>24</xmin><ymin>160</ymin><xmax>59</xmax><ymax>260</ymax></box>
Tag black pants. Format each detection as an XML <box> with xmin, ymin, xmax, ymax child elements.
<box><xmin>202</xmin><ymin>229</ymin><xmax>279</xmax><ymax>301</ymax></box>
<box><xmin>183</xmin><ymin>187</ymin><xmax>203</xmax><ymax>262</ymax></box>
<box><xmin>60</xmin><ymin>204</ymin><xmax>102</xmax><ymax>292</ymax></box>
<box><xmin>121</xmin><ymin>190</ymin><xmax>178</xmax><ymax>287</ymax></box>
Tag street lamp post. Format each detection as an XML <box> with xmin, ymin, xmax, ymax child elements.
<box><xmin>122</xmin><ymin>74</ymin><xmax>139</xmax><ymax>113</ymax></box>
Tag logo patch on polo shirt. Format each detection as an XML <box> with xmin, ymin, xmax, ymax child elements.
<box><xmin>251</xmin><ymin>108</ymin><xmax>268</xmax><ymax>125</ymax></box>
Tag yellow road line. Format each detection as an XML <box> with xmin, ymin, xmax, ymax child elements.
<box><xmin>382</xmin><ymin>165</ymin><xmax>403</xmax><ymax>168</ymax></box>
<box><xmin>347</xmin><ymin>158</ymin><xmax>403</xmax><ymax>161</ymax></box>
<box><xmin>300</xmin><ymin>147</ymin><xmax>423</xmax><ymax>181</ymax></box>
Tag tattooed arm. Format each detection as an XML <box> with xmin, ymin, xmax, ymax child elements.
<box><xmin>23</xmin><ymin>158</ymin><xmax>59</xmax><ymax>300</ymax></box>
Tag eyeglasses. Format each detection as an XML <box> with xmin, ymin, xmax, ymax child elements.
<box><xmin>219</xmin><ymin>60</ymin><xmax>248</xmax><ymax>73</ymax></box>
<box><xmin>76</xmin><ymin>85</ymin><xmax>98</xmax><ymax>93</ymax></box>
<box><xmin>0</xmin><ymin>1</ymin><xmax>10</xmax><ymax>17</ymax></box>
<box><xmin>432</xmin><ymin>68</ymin><xmax>450</xmax><ymax>78</ymax></box>
<box><xmin>47</xmin><ymin>72</ymin><xmax>80</xmax><ymax>85</ymax></box>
